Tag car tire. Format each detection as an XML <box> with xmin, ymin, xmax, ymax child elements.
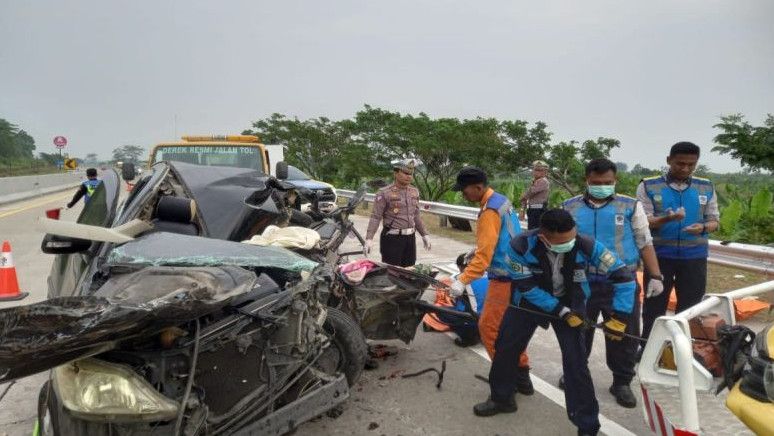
<box><xmin>321</xmin><ymin>307</ymin><xmax>367</xmax><ymax>386</ymax></box>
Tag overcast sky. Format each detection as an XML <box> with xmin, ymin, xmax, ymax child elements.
<box><xmin>1</xmin><ymin>0</ymin><xmax>772</xmax><ymax>172</ymax></box>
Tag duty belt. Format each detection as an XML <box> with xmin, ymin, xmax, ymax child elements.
<box><xmin>386</xmin><ymin>228</ymin><xmax>415</xmax><ymax>236</ymax></box>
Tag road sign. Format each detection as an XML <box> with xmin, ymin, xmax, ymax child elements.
<box><xmin>53</xmin><ymin>136</ymin><xmax>67</xmax><ymax>148</ymax></box>
<box><xmin>64</xmin><ymin>158</ymin><xmax>77</xmax><ymax>170</ymax></box>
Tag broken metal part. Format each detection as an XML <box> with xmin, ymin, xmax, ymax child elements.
<box><xmin>402</xmin><ymin>360</ymin><xmax>446</xmax><ymax>389</ymax></box>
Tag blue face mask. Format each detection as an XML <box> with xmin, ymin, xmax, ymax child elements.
<box><xmin>587</xmin><ymin>184</ymin><xmax>616</xmax><ymax>199</ymax></box>
<box><xmin>546</xmin><ymin>238</ymin><xmax>576</xmax><ymax>253</ymax></box>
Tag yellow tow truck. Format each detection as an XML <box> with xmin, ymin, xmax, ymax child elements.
<box><xmin>148</xmin><ymin>135</ymin><xmax>284</xmax><ymax>175</ymax></box>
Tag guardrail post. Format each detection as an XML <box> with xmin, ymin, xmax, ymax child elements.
<box><xmin>439</xmin><ymin>216</ymin><xmax>448</xmax><ymax>227</ymax></box>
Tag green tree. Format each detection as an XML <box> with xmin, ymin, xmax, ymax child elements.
<box><xmin>112</xmin><ymin>145</ymin><xmax>145</xmax><ymax>163</ymax></box>
<box><xmin>38</xmin><ymin>152</ymin><xmax>60</xmax><ymax>166</ymax></box>
<box><xmin>351</xmin><ymin>105</ymin><xmax>507</xmax><ymax>200</ymax></box>
<box><xmin>245</xmin><ymin>113</ymin><xmax>377</xmax><ymax>186</ymax></box>
<box><xmin>713</xmin><ymin>114</ymin><xmax>774</xmax><ymax>172</ymax></box>
<box><xmin>0</xmin><ymin>119</ymin><xmax>36</xmax><ymax>161</ymax></box>
<box><xmin>544</xmin><ymin>137</ymin><xmax>621</xmax><ymax>196</ymax></box>
<box><xmin>499</xmin><ymin>120</ymin><xmax>552</xmax><ymax>173</ymax></box>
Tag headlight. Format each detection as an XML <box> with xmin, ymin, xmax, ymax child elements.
<box><xmin>53</xmin><ymin>358</ymin><xmax>179</xmax><ymax>422</ymax></box>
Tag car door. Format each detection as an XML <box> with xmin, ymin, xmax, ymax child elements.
<box><xmin>46</xmin><ymin>169</ymin><xmax>121</xmax><ymax>298</ymax></box>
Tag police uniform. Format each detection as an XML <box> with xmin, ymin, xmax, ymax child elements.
<box><xmin>520</xmin><ymin>161</ymin><xmax>551</xmax><ymax>229</ymax></box>
<box><xmin>365</xmin><ymin>161</ymin><xmax>428</xmax><ymax>267</ymax></box>
<box><xmin>486</xmin><ymin>231</ymin><xmax>636</xmax><ymax>434</ymax></box>
<box><xmin>563</xmin><ymin>194</ymin><xmax>648</xmax><ymax>394</ymax></box>
<box><xmin>637</xmin><ymin>174</ymin><xmax>718</xmax><ymax>339</ymax></box>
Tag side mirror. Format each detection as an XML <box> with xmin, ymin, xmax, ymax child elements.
<box><xmin>41</xmin><ymin>234</ymin><xmax>92</xmax><ymax>254</ymax></box>
<box><xmin>275</xmin><ymin>161</ymin><xmax>288</xmax><ymax>180</ymax></box>
<box><xmin>122</xmin><ymin>162</ymin><xmax>136</xmax><ymax>181</ymax></box>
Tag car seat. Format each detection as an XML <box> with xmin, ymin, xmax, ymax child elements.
<box><xmin>151</xmin><ymin>196</ymin><xmax>199</xmax><ymax>235</ymax></box>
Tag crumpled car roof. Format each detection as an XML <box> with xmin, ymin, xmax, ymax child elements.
<box><xmin>168</xmin><ymin>162</ymin><xmax>272</xmax><ymax>240</ymax></box>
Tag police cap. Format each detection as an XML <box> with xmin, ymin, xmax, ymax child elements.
<box><xmin>392</xmin><ymin>158</ymin><xmax>418</xmax><ymax>174</ymax></box>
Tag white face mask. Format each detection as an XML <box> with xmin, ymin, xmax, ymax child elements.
<box><xmin>540</xmin><ymin>235</ymin><xmax>576</xmax><ymax>253</ymax></box>
<box><xmin>587</xmin><ymin>184</ymin><xmax>616</xmax><ymax>199</ymax></box>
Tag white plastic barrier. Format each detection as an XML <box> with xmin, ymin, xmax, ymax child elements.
<box><xmin>638</xmin><ymin>280</ymin><xmax>774</xmax><ymax>433</ymax></box>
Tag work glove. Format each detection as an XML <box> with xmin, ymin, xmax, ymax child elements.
<box><xmin>364</xmin><ymin>239</ymin><xmax>374</xmax><ymax>256</ymax></box>
<box><xmin>603</xmin><ymin>316</ymin><xmax>627</xmax><ymax>341</ymax></box>
<box><xmin>557</xmin><ymin>306</ymin><xmax>588</xmax><ymax>329</ymax></box>
<box><xmin>422</xmin><ymin>235</ymin><xmax>431</xmax><ymax>251</ymax></box>
<box><xmin>449</xmin><ymin>279</ymin><xmax>466</xmax><ymax>298</ymax></box>
<box><xmin>645</xmin><ymin>277</ymin><xmax>665</xmax><ymax>298</ymax></box>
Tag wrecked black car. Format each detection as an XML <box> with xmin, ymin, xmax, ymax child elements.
<box><xmin>0</xmin><ymin>161</ymin><xmax>467</xmax><ymax>435</ymax></box>
<box><xmin>0</xmin><ymin>162</ymin><xmax>370</xmax><ymax>435</ymax></box>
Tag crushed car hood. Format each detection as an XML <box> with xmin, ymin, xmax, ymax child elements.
<box><xmin>0</xmin><ymin>266</ymin><xmax>264</xmax><ymax>383</ymax></box>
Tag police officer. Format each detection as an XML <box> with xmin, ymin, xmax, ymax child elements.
<box><xmin>562</xmin><ymin>158</ymin><xmax>664</xmax><ymax>408</ymax></box>
<box><xmin>365</xmin><ymin>159</ymin><xmax>431</xmax><ymax>267</ymax></box>
<box><xmin>67</xmin><ymin>168</ymin><xmax>101</xmax><ymax>209</ymax></box>
<box><xmin>474</xmin><ymin>209</ymin><xmax>636</xmax><ymax>436</ymax></box>
<box><xmin>638</xmin><ymin>142</ymin><xmax>719</xmax><ymax>339</ymax></box>
<box><xmin>519</xmin><ymin>160</ymin><xmax>551</xmax><ymax>229</ymax></box>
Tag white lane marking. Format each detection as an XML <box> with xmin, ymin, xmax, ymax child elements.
<box><xmin>449</xmin><ymin>332</ymin><xmax>637</xmax><ymax>436</ymax></box>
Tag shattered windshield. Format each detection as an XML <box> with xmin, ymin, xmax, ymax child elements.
<box><xmin>107</xmin><ymin>232</ymin><xmax>318</xmax><ymax>272</ymax></box>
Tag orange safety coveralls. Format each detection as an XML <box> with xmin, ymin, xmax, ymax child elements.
<box><xmin>459</xmin><ymin>188</ymin><xmax>529</xmax><ymax>368</ymax></box>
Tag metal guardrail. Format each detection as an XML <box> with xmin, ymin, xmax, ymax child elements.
<box><xmin>337</xmin><ymin>189</ymin><xmax>774</xmax><ymax>276</ymax></box>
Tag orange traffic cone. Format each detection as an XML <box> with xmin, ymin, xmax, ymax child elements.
<box><xmin>0</xmin><ymin>241</ymin><xmax>28</xmax><ymax>301</ymax></box>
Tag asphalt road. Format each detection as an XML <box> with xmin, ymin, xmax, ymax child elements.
<box><xmin>0</xmin><ymin>193</ymin><xmax>653</xmax><ymax>436</ymax></box>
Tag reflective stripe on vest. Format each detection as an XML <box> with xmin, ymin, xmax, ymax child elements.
<box><xmin>83</xmin><ymin>179</ymin><xmax>101</xmax><ymax>203</ymax></box>
<box><xmin>563</xmin><ymin>195</ymin><xmax>640</xmax><ymax>270</ymax></box>
<box><xmin>482</xmin><ymin>192</ymin><xmax>524</xmax><ymax>279</ymax></box>
<box><xmin>643</xmin><ymin>175</ymin><xmax>714</xmax><ymax>259</ymax></box>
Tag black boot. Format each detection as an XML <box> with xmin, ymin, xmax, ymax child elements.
<box><xmin>473</xmin><ymin>397</ymin><xmax>517</xmax><ymax>417</ymax></box>
<box><xmin>454</xmin><ymin>336</ymin><xmax>478</xmax><ymax>347</ymax></box>
<box><xmin>515</xmin><ymin>367</ymin><xmax>534</xmax><ymax>395</ymax></box>
<box><xmin>609</xmin><ymin>384</ymin><xmax>637</xmax><ymax>408</ymax></box>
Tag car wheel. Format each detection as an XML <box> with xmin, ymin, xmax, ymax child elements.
<box><xmin>318</xmin><ymin>307</ymin><xmax>367</xmax><ymax>386</ymax></box>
